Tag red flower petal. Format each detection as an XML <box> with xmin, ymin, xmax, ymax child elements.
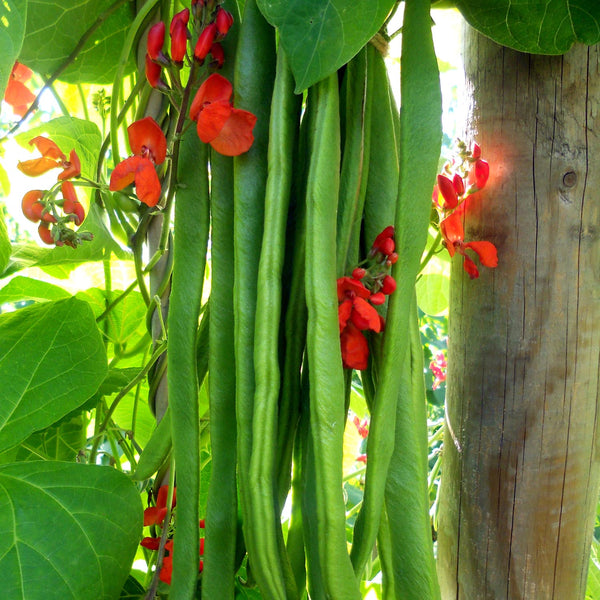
<box><xmin>145</xmin><ymin>54</ymin><xmax>163</xmax><ymax>89</ymax></box>
<box><xmin>474</xmin><ymin>159</ymin><xmax>490</xmax><ymax>189</ymax></box>
<box><xmin>461</xmin><ymin>254</ymin><xmax>480</xmax><ymax>279</ymax></box>
<box><xmin>156</xmin><ymin>485</ymin><xmax>176</xmax><ymax>509</ymax></box>
<box><xmin>196</xmin><ymin>101</ymin><xmax>232</xmax><ymax>143</ymax></box>
<box><xmin>21</xmin><ymin>190</ymin><xmax>45</xmax><ymax>222</ymax></box>
<box><xmin>209</xmin><ymin>107</ymin><xmax>256</xmax><ymax>156</ymax></box>
<box><xmin>337</xmin><ymin>276</ymin><xmax>370</xmax><ymax>301</ymax></box>
<box><xmin>372</xmin><ymin>226</ymin><xmax>394</xmax><ymax>250</ymax></box>
<box><xmin>160</xmin><ymin>555</ymin><xmax>173</xmax><ymax>585</ymax></box>
<box><xmin>12</xmin><ymin>62</ymin><xmax>33</xmax><ymax>83</ymax></box>
<box><xmin>464</xmin><ymin>241</ymin><xmax>498</xmax><ymax>268</ymax></box>
<box><xmin>58</xmin><ymin>149</ymin><xmax>81</xmax><ymax>180</ymax></box>
<box><xmin>127</xmin><ymin>117</ymin><xmax>167</xmax><ymax>164</ymax></box>
<box><xmin>109</xmin><ymin>156</ymin><xmax>143</xmax><ymax>191</ymax></box>
<box><xmin>340</xmin><ymin>324</ymin><xmax>369</xmax><ymax>370</ymax></box>
<box><xmin>440</xmin><ymin>211</ymin><xmax>464</xmax><ymax>244</ymax></box>
<box><xmin>190</xmin><ymin>73</ymin><xmax>232</xmax><ymax>120</ymax></box>
<box><xmin>140</xmin><ymin>537</ymin><xmax>161</xmax><ymax>550</ymax></box>
<box><xmin>216</xmin><ymin>8</ymin><xmax>234</xmax><ymax>35</ymax></box>
<box><xmin>134</xmin><ymin>159</ymin><xmax>163</xmax><ymax>206</ymax></box>
<box><xmin>30</xmin><ymin>136</ymin><xmax>65</xmax><ymax>160</ymax></box>
<box><xmin>194</xmin><ymin>23</ymin><xmax>217</xmax><ymax>62</ymax></box>
<box><xmin>170</xmin><ymin>8</ymin><xmax>190</xmax><ymax>33</ymax></box>
<box><xmin>17</xmin><ymin>157</ymin><xmax>60</xmax><ymax>177</ymax></box>
<box><xmin>351</xmin><ymin>297</ymin><xmax>381</xmax><ymax>333</ymax></box>
<box><xmin>170</xmin><ymin>18</ymin><xmax>188</xmax><ymax>63</ymax></box>
<box><xmin>452</xmin><ymin>173</ymin><xmax>465</xmax><ymax>196</ymax></box>
<box><xmin>4</xmin><ymin>79</ymin><xmax>35</xmax><ymax>116</ymax></box>
<box><xmin>143</xmin><ymin>506</ymin><xmax>168</xmax><ymax>526</ymax></box>
<box><xmin>338</xmin><ymin>298</ymin><xmax>352</xmax><ymax>332</ymax></box>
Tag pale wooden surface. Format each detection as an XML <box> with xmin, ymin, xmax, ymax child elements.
<box><xmin>437</xmin><ymin>26</ymin><xmax>600</xmax><ymax>600</ymax></box>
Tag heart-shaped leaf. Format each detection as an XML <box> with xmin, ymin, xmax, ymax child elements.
<box><xmin>257</xmin><ymin>0</ymin><xmax>396</xmax><ymax>91</ymax></box>
<box><xmin>18</xmin><ymin>0</ymin><xmax>135</xmax><ymax>84</ymax></box>
<box><xmin>0</xmin><ymin>297</ymin><xmax>107</xmax><ymax>453</ymax></box>
<box><xmin>0</xmin><ymin>461</ymin><xmax>142</xmax><ymax>599</ymax></box>
<box><xmin>455</xmin><ymin>0</ymin><xmax>600</xmax><ymax>54</ymax></box>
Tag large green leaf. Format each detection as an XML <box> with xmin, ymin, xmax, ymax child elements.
<box><xmin>0</xmin><ymin>461</ymin><xmax>142</xmax><ymax>599</ymax></box>
<box><xmin>16</xmin><ymin>116</ymin><xmax>101</xmax><ymax>181</ymax></box>
<box><xmin>0</xmin><ymin>0</ymin><xmax>27</xmax><ymax>98</ymax></box>
<box><xmin>19</xmin><ymin>0</ymin><xmax>135</xmax><ymax>84</ymax></box>
<box><xmin>256</xmin><ymin>0</ymin><xmax>395</xmax><ymax>91</ymax></box>
<box><xmin>0</xmin><ymin>297</ymin><xmax>107</xmax><ymax>453</ymax></box>
<box><xmin>0</xmin><ymin>275</ymin><xmax>71</xmax><ymax>304</ymax></box>
<box><xmin>455</xmin><ymin>0</ymin><xmax>600</xmax><ymax>54</ymax></box>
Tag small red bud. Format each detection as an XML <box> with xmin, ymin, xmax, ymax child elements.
<box><xmin>386</xmin><ymin>252</ymin><xmax>398</xmax><ymax>265</ymax></box>
<box><xmin>471</xmin><ymin>142</ymin><xmax>481</xmax><ymax>159</ymax></box>
<box><xmin>216</xmin><ymin>8</ymin><xmax>234</xmax><ymax>36</ymax></box>
<box><xmin>194</xmin><ymin>23</ymin><xmax>217</xmax><ymax>62</ymax></box>
<box><xmin>38</xmin><ymin>223</ymin><xmax>55</xmax><ymax>245</ymax></box>
<box><xmin>170</xmin><ymin>18</ymin><xmax>188</xmax><ymax>63</ymax></box>
<box><xmin>145</xmin><ymin>54</ymin><xmax>164</xmax><ymax>89</ymax></box>
<box><xmin>352</xmin><ymin>267</ymin><xmax>366</xmax><ymax>280</ymax></box>
<box><xmin>474</xmin><ymin>158</ymin><xmax>489</xmax><ymax>189</ymax></box>
<box><xmin>209</xmin><ymin>42</ymin><xmax>225</xmax><ymax>68</ymax></box>
<box><xmin>381</xmin><ymin>275</ymin><xmax>396</xmax><ymax>295</ymax></box>
<box><xmin>436</xmin><ymin>173</ymin><xmax>458</xmax><ymax>209</ymax></box>
<box><xmin>170</xmin><ymin>8</ymin><xmax>190</xmax><ymax>34</ymax></box>
<box><xmin>380</xmin><ymin>237</ymin><xmax>395</xmax><ymax>257</ymax></box>
<box><xmin>370</xmin><ymin>292</ymin><xmax>385</xmax><ymax>305</ymax></box>
<box><xmin>147</xmin><ymin>22</ymin><xmax>166</xmax><ymax>61</ymax></box>
<box><xmin>452</xmin><ymin>173</ymin><xmax>465</xmax><ymax>196</ymax></box>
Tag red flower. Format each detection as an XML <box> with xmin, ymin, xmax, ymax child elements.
<box><xmin>61</xmin><ymin>181</ymin><xmax>85</xmax><ymax>225</ymax></box>
<box><xmin>142</xmin><ymin>484</ymin><xmax>176</xmax><ymax>527</ymax></box>
<box><xmin>430</xmin><ymin>352</ymin><xmax>447</xmax><ymax>390</ymax></box>
<box><xmin>337</xmin><ymin>276</ymin><xmax>381</xmax><ymax>334</ymax></box>
<box><xmin>215</xmin><ymin>8</ymin><xmax>234</xmax><ymax>35</ymax></box>
<box><xmin>440</xmin><ymin>211</ymin><xmax>498</xmax><ymax>279</ymax></box>
<box><xmin>340</xmin><ymin>322</ymin><xmax>370</xmax><ymax>370</ymax></box>
<box><xmin>18</xmin><ymin>136</ymin><xmax>81</xmax><ymax>179</ymax></box>
<box><xmin>436</xmin><ymin>174</ymin><xmax>458</xmax><ymax>209</ymax></box>
<box><xmin>145</xmin><ymin>54</ymin><xmax>165</xmax><ymax>89</ymax></box>
<box><xmin>109</xmin><ymin>117</ymin><xmax>167</xmax><ymax>206</ymax></box>
<box><xmin>4</xmin><ymin>62</ymin><xmax>35</xmax><ymax>117</ymax></box>
<box><xmin>189</xmin><ymin>73</ymin><xmax>256</xmax><ymax>156</ymax></box>
<box><xmin>209</xmin><ymin>43</ymin><xmax>225</xmax><ymax>68</ymax></box>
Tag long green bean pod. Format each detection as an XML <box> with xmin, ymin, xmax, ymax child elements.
<box><xmin>167</xmin><ymin>132</ymin><xmax>210</xmax><ymax>599</ymax></box>
<box><xmin>232</xmin><ymin>0</ymin><xmax>276</xmax><ymax>586</ymax></box>
<box><xmin>247</xmin><ymin>46</ymin><xmax>301</xmax><ymax>599</ymax></box>
<box><xmin>304</xmin><ymin>73</ymin><xmax>361</xmax><ymax>600</ymax></box>
<box><xmin>384</xmin><ymin>293</ymin><xmax>439</xmax><ymax>599</ymax></box>
<box><xmin>350</xmin><ymin>0</ymin><xmax>442</xmax><ymax>578</ymax></box>
<box><xmin>202</xmin><ymin>2</ymin><xmax>240</xmax><ymax>596</ymax></box>
<box><xmin>336</xmin><ymin>46</ymin><xmax>372</xmax><ymax>276</ymax></box>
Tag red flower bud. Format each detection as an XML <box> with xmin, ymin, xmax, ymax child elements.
<box><xmin>216</xmin><ymin>8</ymin><xmax>234</xmax><ymax>36</ymax></box>
<box><xmin>436</xmin><ymin>173</ymin><xmax>458</xmax><ymax>209</ymax></box>
<box><xmin>170</xmin><ymin>18</ymin><xmax>188</xmax><ymax>63</ymax></box>
<box><xmin>471</xmin><ymin>142</ymin><xmax>481</xmax><ymax>159</ymax></box>
<box><xmin>38</xmin><ymin>223</ymin><xmax>54</xmax><ymax>245</ymax></box>
<box><xmin>170</xmin><ymin>8</ymin><xmax>190</xmax><ymax>33</ymax></box>
<box><xmin>452</xmin><ymin>173</ymin><xmax>465</xmax><ymax>196</ymax></box>
<box><xmin>352</xmin><ymin>267</ymin><xmax>366</xmax><ymax>280</ymax></box>
<box><xmin>145</xmin><ymin>54</ymin><xmax>164</xmax><ymax>89</ymax></box>
<box><xmin>194</xmin><ymin>23</ymin><xmax>217</xmax><ymax>62</ymax></box>
<box><xmin>209</xmin><ymin>42</ymin><xmax>225</xmax><ymax>68</ymax></box>
<box><xmin>381</xmin><ymin>275</ymin><xmax>396</xmax><ymax>295</ymax></box>
<box><xmin>386</xmin><ymin>252</ymin><xmax>398</xmax><ymax>265</ymax></box>
<box><xmin>380</xmin><ymin>237</ymin><xmax>395</xmax><ymax>257</ymax></box>
<box><xmin>21</xmin><ymin>190</ymin><xmax>45</xmax><ymax>222</ymax></box>
<box><xmin>370</xmin><ymin>292</ymin><xmax>385</xmax><ymax>305</ymax></box>
<box><xmin>147</xmin><ymin>22</ymin><xmax>165</xmax><ymax>61</ymax></box>
<box><xmin>474</xmin><ymin>158</ymin><xmax>489</xmax><ymax>189</ymax></box>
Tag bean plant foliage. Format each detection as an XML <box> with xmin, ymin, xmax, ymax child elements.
<box><xmin>0</xmin><ymin>0</ymin><xmax>575</xmax><ymax>599</ymax></box>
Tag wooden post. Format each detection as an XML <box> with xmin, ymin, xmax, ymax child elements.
<box><xmin>436</xmin><ymin>26</ymin><xmax>600</xmax><ymax>600</ymax></box>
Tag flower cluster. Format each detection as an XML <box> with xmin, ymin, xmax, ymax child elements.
<box><xmin>17</xmin><ymin>136</ymin><xmax>91</xmax><ymax>247</ymax></box>
<box><xmin>433</xmin><ymin>141</ymin><xmax>498</xmax><ymax>279</ymax></box>
<box><xmin>3</xmin><ymin>62</ymin><xmax>35</xmax><ymax>118</ymax></box>
<box><xmin>144</xmin><ymin>1</ymin><xmax>255</xmax><ymax>157</ymax></box>
<box><xmin>337</xmin><ymin>227</ymin><xmax>397</xmax><ymax>370</ymax></box>
<box><xmin>430</xmin><ymin>351</ymin><xmax>447</xmax><ymax>390</ymax></box>
<box><xmin>109</xmin><ymin>117</ymin><xmax>167</xmax><ymax>207</ymax></box>
<box><xmin>140</xmin><ymin>485</ymin><xmax>205</xmax><ymax>586</ymax></box>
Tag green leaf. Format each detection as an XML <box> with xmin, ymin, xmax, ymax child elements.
<box><xmin>0</xmin><ymin>461</ymin><xmax>142</xmax><ymax>599</ymax></box>
<box><xmin>455</xmin><ymin>0</ymin><xmax>600</xmax><ymax>54</ymax></box>
<box><xmin>256</xmin><ymin>0</ymin><xmax>395</xmax><ymax>91</ymax></box>
<box><xmin>0</xmin><ymin>275</ymin><xmax>71</xmax><ymax>304</ymax></box>
<box><xmin>19</xmin><ymin>0</ymin><xmax>135</xmax><ymax>84</ymax></box>
<box><xmin>0</xmin><ymin>0</ymin><xmax>27</xmax><ymax>98</ymax></box>
<box><xmin>0</xmin><ymin>297</ymin><xmax>108</xmax><ymax>453</ymax></box>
